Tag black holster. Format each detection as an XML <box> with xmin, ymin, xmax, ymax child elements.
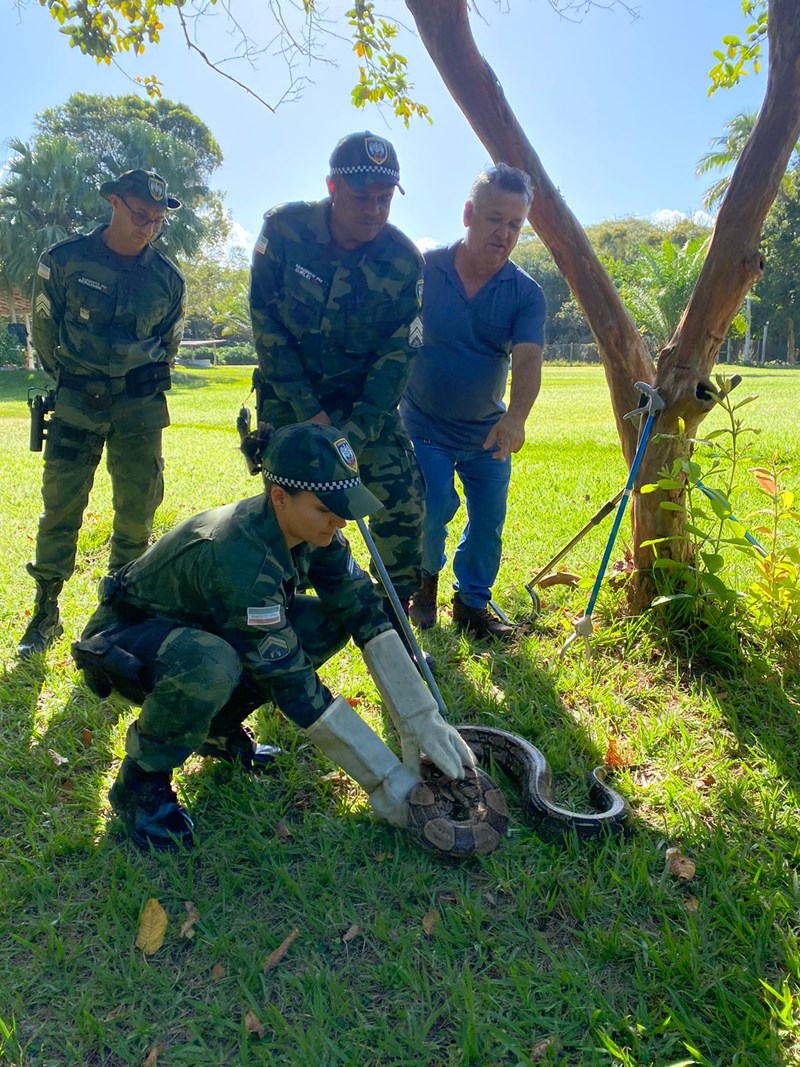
<box><xmin>71</xmin><ymin>618</ymin><xmax>177</xmax><ymax>702</ymax></box>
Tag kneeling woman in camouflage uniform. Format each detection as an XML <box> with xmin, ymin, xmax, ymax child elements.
<box><xmin>73</xmin><ymin>421</ymin><xmax>473</xmax><ymax>850</ymax></box>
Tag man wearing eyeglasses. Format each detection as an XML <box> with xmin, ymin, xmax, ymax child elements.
<box><xmin>18</xmin><ymin>169</ymin><xmax>186</xmax><ymax>658</ymax></box>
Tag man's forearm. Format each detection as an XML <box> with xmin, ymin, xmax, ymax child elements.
<box><xmin>506</xmin><ymin>345</ymin><xmax>542</xmax><ymax>424</ymax></box>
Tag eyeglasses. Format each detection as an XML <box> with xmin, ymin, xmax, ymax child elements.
<box><xmin>119</xmin><ymin>197</ymin><xmax>167</xmax><ymax>234</ymax></box>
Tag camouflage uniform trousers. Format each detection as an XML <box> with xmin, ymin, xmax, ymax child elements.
<box><xmin>118</xmin><ymin>595</ymin><xmax>354</xmax><ymax>772</ymax></box>
<box><xmin>29</xmin><ymin>416</ymin><xmax>164</xmax><ymax>583</ymax></box>
<box><xmin>356</xmin><ymin>420</ymin><xmax>425</xmax><ymax>601</ymax></box>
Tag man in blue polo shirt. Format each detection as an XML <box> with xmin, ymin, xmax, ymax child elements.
<box><xmin>399</xmin><ymin>164</ymin><xmax>545</xmax><ymax>641</ymax></box>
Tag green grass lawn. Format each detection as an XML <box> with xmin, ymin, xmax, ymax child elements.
<box><xmin>1</xmin><ymin>366</ymin><xmax>798</xmax><ymax>1066</ymax></box>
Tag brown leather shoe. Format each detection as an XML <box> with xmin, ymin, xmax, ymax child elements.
<box><xmin>452</xmin><ymin>594</ymin><xmax>514</xmax><ymax>642</ymax></box>
<box><xmin>409</xmin><ymin>572</ymin><xmax>438</xmax><ymax>629</ymax></box>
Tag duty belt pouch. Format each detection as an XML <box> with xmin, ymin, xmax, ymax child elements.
<box><xmin>126</xmin><ymin>361</ymin><xmax>171</xmax><ymax>398</ymax></box>
<box><xmin>71</xmin><ymin>618</ymin><xmax>177</xmax><ymax>702</ymax></box>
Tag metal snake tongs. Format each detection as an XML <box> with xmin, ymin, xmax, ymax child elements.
<box><xmin>560</xmin><ymin>381</ymin><xmax>666</xmax><ymax>660</ymax></box>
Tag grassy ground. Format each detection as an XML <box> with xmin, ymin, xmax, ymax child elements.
<box><xmin>1</xmin><ymin>366</ymin><xmax>799</xmax><ymax>1067</ymax></box>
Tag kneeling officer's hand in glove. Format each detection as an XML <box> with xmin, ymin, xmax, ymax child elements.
<box><xmin>363</xmin><ymin>631</ymin><xmax>476</xmax><ymax>780</ymax></box>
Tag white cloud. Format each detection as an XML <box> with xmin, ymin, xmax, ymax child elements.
<box><xmin>650</xmin><ymin>208</ymin><xmax>714</xmax><ymax>229</ymax></box>
<box><xmin>414</xmin><ymin>235</ymin><xmax>442</xmax><ymax>253</ymax></box>
<box><xmin>228</xmin><ymin>220</ymin><xmax>255</xmax><ymax>253</ymax></box>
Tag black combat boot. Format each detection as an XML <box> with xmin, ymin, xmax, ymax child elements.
<box><xmin>408</xmin><ymin>572</ymin><xmax>439</xmax><ymax>630</ymax></box>
<box><xmin>452</xmin><ymin>593</ymin><xmax>514</xmax><ymax>642</ymax></box>
<box><xmin>18</xmin><ymin>578</ymin><xmax>64</xmax><ymax>658</ymax></box>
<box><xmin>109</xmin><ymin>757</ymin><xmax>194</xmax><ymax>851</ymax></box>
<box><xmin>197</xmin><ymin>725</ymin><xmax>281</xmax><ymax>772</ymax></box>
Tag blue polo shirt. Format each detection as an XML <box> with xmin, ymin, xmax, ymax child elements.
<box><xmin>399</xmin><ymin>242</ymin><xmax>546</xmax><ymax>450</ymax></box>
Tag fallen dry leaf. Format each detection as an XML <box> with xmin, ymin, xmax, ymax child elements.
<box><xmin>180</xmin><ymin>901</ymin><xmax>200</xmax><ymax>940</ymax></box>
<box><xmin>142</xmin><ymin>1043</ymin><xmax>164</xmax><ymax>1067</ymax></box>
<box><xmin>342</xmin><ymin>924</ymin><xmax>362</xmax><ymax>944</ymax></box>
<box><xmin>345</xmin><ymin>696</ymin><xmax>361</xmax><ymax>708</ymax></box>
<box><xmin>263</xmin><ymin>928</ymin><xmax>299</xmax><ymax>972</ymax></box>
<box><xmin>530</xmin><ymin>1036</ymin><xmax>558</xmax><ymax>1062</ymax></box>
<box><xmin>81</xmin><ymin>728</ymin><xmax>92</xmax><ymax>748</ymax></box>
<box><xmin>48</xmin><ymin>749</ymin><xmax>69</xmax><ymax>767</ymax></box>
<box><xmin>683</xmin><ymin>896</ymin><xmax>700</xmax><ymax>914</ymax></box>
<box><xmin>244</xmin><ymin>1011</ymin><xmax>266</xmax><ymax>1038</ymax></box>
<box><xmin>135</xmin><ymin>898</ymin><xmax>168</xmax><ymax>955</ymax></box>
<box><xmin>422</xmin><ymin>909</ymin><xmax>439</xmax><ymax>936</ymax></box>
<box><xmin>319</xmin><ymin>769</ymin><xmax>350</xmax><ymax>785</ymax></box>
<box><xmin>103</xmin><ymin>1006</ymin><xmax>126</xmax><ymax>1023</ymax></box>
<box><xmin>665</xmin><ymin>847</ymin><xmax>696</xmax><ymax>881</ymax></box>
<box><xmin>374</xmin><ymin>852</ymin><xmax>393</xmax><ymax>863</ymax></box>
<box><xmin>538</xmin><ymin>571</ymin><xmax>580</xmax><ymax>589</ymax></box>
<box><xmin>211</xmin><ymin>962</ymin><xmax>226</xmax><ymax>983</ymax></box>
<box><xmin>274</xmin><ymin>819</ymin><xmax>292</xmax><ymax>841</ymax></box>
<box><xmin>604</xmin><ymin>736</ymin><xmax>633</xmax><ymax>768</ymax></box>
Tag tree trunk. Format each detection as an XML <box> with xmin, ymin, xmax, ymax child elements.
<box><xmin>787</xmin><ymin>317</ymin><xmax>796</xmax><ymax>364</ymax></box>
<box><xmin>406</xmin><ymin>0</ymin><xmax>800</xmax><ymax>599</ymax></box>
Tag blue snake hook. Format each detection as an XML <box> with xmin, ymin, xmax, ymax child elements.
<box><xmin>561</xmin><ymin>382</ymin><xmax>666</xmax><ymax>658</ymax></box>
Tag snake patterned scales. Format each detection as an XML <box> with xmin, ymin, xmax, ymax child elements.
<box><xmin>407</xmin><ymin>725</ymin><xmax>630</xmax><ymax>859</ymax></box>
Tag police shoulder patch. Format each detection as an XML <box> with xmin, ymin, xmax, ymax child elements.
<box><xmin>334</xmin><ymin>437</ymin><xmax>358</xmax><ymax>473</ymax></box>
<box><xmin>37</xmin><ymin>261</ymin><xmax>51</xmax><ymax>280</ymax></box>
<box><xmin>415</xmin><ymin>277</ymin><xmax>424</xmax><ymax>307</ymax></box>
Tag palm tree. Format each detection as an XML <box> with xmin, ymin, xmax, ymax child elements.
<box><xmin>0</xmin><ymin>135</ymin><xmax>100</xmax><ymax>291</ymax></box>
<box><xmin>697</xmin><ymin>111</ymin><xmax>800</xmax><ymax>210</ymax></box>
<box><xmin>0</xmin><ymin>94</ymin><xmax>221</xmax><ymax>293</ymax></box>
<box><xmin>621</xmin><ymin>237</ymin><xmax>711</xmax><ymax>350</ymax></box>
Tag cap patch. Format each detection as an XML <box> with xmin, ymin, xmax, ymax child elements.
<box><xmin>365</xmin><ymin>137</ymin><xmax>388</xmax><ymax>166</ymax></box>
<box><xmin>148</xmin><ymin>175</ymin><xmax>166</xmax><ymax>202</ymax></box>
<box><xmin>335</xmin><ymin>437</ymin><xmax>358</xmax><ymax>473</ymax></box>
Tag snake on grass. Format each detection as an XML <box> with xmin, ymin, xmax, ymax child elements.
<box><xmin>407</xmin><ymin>724</ymin><xmax>630</xmax><ymax>859</ymax></box>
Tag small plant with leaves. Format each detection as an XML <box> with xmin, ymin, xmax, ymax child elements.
<box><xmin>641</xmin><ymin>375</ymin><xmax>761</xmax><ymax>619</ymax></box>
<box><xmin>743</xmin><ymin>462</ymin><xmax>800</xmax><ymax>640</ymax></box>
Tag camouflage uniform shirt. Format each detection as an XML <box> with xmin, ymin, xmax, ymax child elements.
<box><xmin>32</xmin><ymin>225</ymin><xmax>186</xmax><ymax>432</ymax></box>
<box><xmin>86</xmin><ymin>494</ymin><xmax>390</xmax><ymax>725</ymax></box>
<box><xmin>250</xmin><ymin>199</ymin><xmax>424</xmax><ymax>454</ymax></box>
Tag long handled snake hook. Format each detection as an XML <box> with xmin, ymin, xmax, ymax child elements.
<box><xmin>560</xmin><ymin>381</ymin><xmax>666</xmax><ymax>660</ymax></box>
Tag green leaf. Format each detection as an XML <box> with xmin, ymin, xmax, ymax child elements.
<box><xmin>700</xmin><ymin>552</ymin><xmax>725</xmax><ymax>574</ymax></box>
<box><xmin>651</xmin><ymin>593</ymin><xmax>695</xmax><ymax>606</ymax></box>
<box><xmin>698</xmin><ymin>570</ymin><xmax>733</xmax><ymax>600</ymax></box>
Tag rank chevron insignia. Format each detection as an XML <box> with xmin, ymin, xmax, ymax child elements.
<box><xmin>35</xmin><ymin>293</ymin><xmax>51</xmax><ymax>318</ymax></box>
<box><xmin>408</xmin><ymin>315</ymin><xmax>424</xmax><ymax>348</ymax></box>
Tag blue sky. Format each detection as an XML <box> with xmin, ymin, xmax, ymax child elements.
<box><xmin>0</xmin><ymin>0</ymin><xmax>767</xmax><ymax>251</ymax></box>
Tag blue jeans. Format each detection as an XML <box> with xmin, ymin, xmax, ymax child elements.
<box><xmin>412</xmin><ymin>437</ymin><xmax>511</xmax><ymax>609</ymax></box>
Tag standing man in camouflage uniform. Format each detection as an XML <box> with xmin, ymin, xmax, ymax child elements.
<box><xmin>18</xmin><ymin>170</ymin><xmax>186</xmax><ymax>658</ymax></box>
<box><xmin>249</xmin><ymin>132</ymin><xmax>427</xmax><ymax>654</ymax></box>
<box><xmin>72</xmin><ymin>422</ymin><xmax>473</xmax><ymax>851</ymax></box>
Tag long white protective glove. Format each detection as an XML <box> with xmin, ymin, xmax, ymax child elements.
<box><xmin>362</xmin><ymin>630</ymin><xmax>476</xmax><ymax>780</ymax></box>
<box><xmin>305</xmin><ymin>694</ymin><xmax>418</xmax><ymax>827</ymax></box>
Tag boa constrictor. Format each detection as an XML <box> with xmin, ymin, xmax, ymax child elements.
<box><xmin>407</xmin><ymin>725</ymin><xmax>630</xmax><ymax>859</ymax></box>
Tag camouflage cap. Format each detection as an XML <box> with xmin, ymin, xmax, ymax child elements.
<box><xmin>263</xmin><ymin>422</ymin><xmax>382</xmax><ymax>520</ymax></box>
<box><xmin>99</xmin><ymin>169</ymin><xmax>181</xmax><ymax>210</ymax></box>
<box><xmin>329</xmin><ymin>132</ymin><xmax>405</xmax><ymax>195</ymax></box>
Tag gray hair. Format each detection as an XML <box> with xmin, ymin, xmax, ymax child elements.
<box><xmin>469</xmin><ymin>163</ymin><xmax>533</xmax><ymax>207</ymax></box>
